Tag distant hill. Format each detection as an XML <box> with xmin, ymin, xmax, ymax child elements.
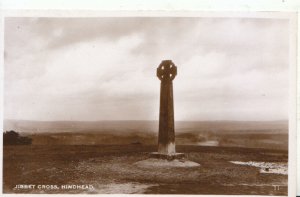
<box><xmin>4</xmin><ymin>119</ymin><xmax>288</xmax><ymax>134</ymax></box>
<box><xmin>4</xmin><ymin>120</ymin><xmax>157</xmax><ymax>134</ymax></box>
<box><xmin>3</xmin><ymin>119</ymin><xmax>288</xmax><ymax>150</ymax></box>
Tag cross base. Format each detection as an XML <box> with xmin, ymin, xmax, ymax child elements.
<box><xmin>149</xmin><ymin>152</ymin><xmax>185</xmax><ymax>160</ymax></box>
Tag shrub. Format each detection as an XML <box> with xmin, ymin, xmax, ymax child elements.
<box><xmin>3</xmin><ymin>130</ymin><xmax>32</xmax><ymax>145</ymax></box>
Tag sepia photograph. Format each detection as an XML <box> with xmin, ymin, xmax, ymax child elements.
<box><xmin>2</xmin><ymin>12</ymin><xmax>296</xmax><ymax>195</ymax></box>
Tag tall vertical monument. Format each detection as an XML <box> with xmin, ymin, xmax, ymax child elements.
<box><xmin>140</xmin><ymin>60</ymin><xmax>198</xmax><ymax>165</ymax></box>
<box><xmin>157</xmin><ymin>60</ymin><xmax>177</xmax><ymax>155</ymax></box>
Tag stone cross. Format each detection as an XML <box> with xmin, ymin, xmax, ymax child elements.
<box><xmin>157</xmin><ymin>60</ymin><xmax>177</xmax><ymax>155</ymax></box>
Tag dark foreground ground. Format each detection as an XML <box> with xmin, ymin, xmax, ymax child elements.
<box><xmin>3</xmin><ymin>145</ymin><xmax>288</xmax><ymax>195</ymax></box>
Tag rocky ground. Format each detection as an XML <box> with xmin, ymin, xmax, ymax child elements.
<box><xmin>3</xmin><ymin>144</ymin><xmax>288</xmax><ymax>195</ymax></box>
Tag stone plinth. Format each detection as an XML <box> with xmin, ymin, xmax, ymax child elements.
<box><xmin>149</xmin><ymin>152</ymin><xmax>185</xmax><ymax>160</ymax></box>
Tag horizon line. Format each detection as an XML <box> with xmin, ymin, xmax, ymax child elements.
<box><xmin>4</xmin><ymin>119</ymin><xmax>289</xmax><ymax>122</ymax></box>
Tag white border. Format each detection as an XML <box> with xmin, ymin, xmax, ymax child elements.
<box><xmin>0</xmin><ymin>0</ymin><xmax>299</xmax><ymax>11</ymax></box>
<box><xmin>288</xmin><ymin>12</ymin><xmax>297</xmax><ymax>197</ymax></box>
<box><xmin>0</xmin><ymin>5</ymin><xmax>3</xmax><ymax>197</ymax></box>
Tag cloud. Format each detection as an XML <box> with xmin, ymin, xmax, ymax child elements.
<box><xmin>4</xmin><ymin>17</ymin><xmax>290</xmax><ymax>121</ymax></box>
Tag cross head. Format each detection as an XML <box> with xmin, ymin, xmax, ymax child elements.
<box><xmin>157</xmin><ymin>60</ymin><xmax>177</xmax><ymax>81</ymax></box>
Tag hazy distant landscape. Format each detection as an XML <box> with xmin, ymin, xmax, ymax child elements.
<box><xmin>4</xmin><ymin>120</ymin><xmax>288</xmax><ymax>150</ymax></box>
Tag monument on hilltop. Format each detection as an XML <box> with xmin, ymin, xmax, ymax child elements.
<box><xmin>151</xmin><ymin>60</ymin><xmax>184</xmax><ymax>160</ymax></box>
<box><xmin>135</xmin><ymin>60</ymin><xmax>199</xmax><ymax>167</ymax></box>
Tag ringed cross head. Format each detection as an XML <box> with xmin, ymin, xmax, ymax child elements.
<box><xmin>157</xmin><ymin>60</ymin><xmax>177</xmax><ymax>81</ymax></box>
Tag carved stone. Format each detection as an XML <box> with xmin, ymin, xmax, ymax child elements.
<box><xmin>156</xmin><ymin>60</ymin><xmax>177</xmax><ymax>155</ymax></box>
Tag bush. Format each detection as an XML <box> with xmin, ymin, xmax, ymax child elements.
<box><xmin>3</xmin><ymin>130</ymin><xmax>32</xmax><ymax>145</ymax></box>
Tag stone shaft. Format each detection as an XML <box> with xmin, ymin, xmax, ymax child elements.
<box><xmin>158</xmin><ymin>80</ymin><xmax>175</xmax><ymax>154</ymax></box>
<box><xmin>157</xmin><ymin>60</ymin><xmax>177</xmax><ymax>155</ymax></box>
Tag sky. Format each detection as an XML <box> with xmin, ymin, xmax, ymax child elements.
<box><xmin>4</xmin><ymin>17</ymin><xmax>290</xmax><ymax>121</ymax></box>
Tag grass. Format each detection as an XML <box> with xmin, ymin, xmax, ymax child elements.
<box><xmin>3</xmin><ymin>144</ymin><xmax>288</xmax><ymax>195</ymax></box>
